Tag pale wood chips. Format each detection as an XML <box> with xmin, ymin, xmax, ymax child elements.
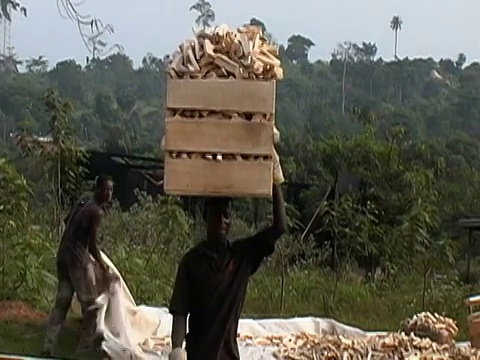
<box><xmin>401</xmin><ymin>312</ymin><xmax>459</xmax><ymax>345</ymax></box>
<box><xmin>237</xmin><ymin>313</ymin><xmax>471</xmax><ymax>359</ymax></box>
<box><xmin>142</xmin><ymin>330</ymin><xmax>480</xmax><ymax>359</ymax></box>
<box><xmin>243</xmin><ymin>332</ymin><xmax>480</xmax><ymax>360</ymax></box>
<box><xmin>166</xmin><ymin>24</ymin><xmax>283</xmax><ymax>80</ymax></box>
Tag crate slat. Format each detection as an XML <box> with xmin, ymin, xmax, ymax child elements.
<box><xmin>469</xmin><ymin>312</ymin><xmax>480</xmax><ymax>349</ymax></box>
<box><xmin>163</xmin><ymin>157</ymin><xmax>272</xmax><ymax>197</ymax></box>
<box><xmin>164</xmin><ymin>118</ymin><xmax>273</xmax><ymax>155</ymax></box>
<box><xmin>166</xmin><ymin>78</ymin><xmax>276</xmax><ymax>114</ymax></box>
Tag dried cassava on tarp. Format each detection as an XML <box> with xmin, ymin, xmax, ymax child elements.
<box><xmin>400</xmin><ymin>312</ymin><xmax>459</xmax><ymax>345</ymax></box>
<box><xmin>141</xmin><ymin>332</ymin><xmax>479</xmax><ymax>359</ymax></box>
<box><xmin>163</xmin><ymin>24</ymin><xmax>285</xmax><ymax>185</ymax></box>
<box><xmin>239</xmin><ymin>332</ymin><xmax>480</xmax><ymax>359</ymax></box>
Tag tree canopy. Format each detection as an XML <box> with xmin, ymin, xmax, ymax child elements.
<box><xmin>1</xmin><ymin>18</ymin><xmax>480</xmax><ymax>283</ymax></box>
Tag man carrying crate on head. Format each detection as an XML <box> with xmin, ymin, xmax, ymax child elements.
<box><xmin>168</xmin><ymin>183</ymin><xmax>287</xmax><ymax>360</ymax></box>
<box><xmin>164</xmin><ymin>21</ymin><xmax>287</xmax><ymax>360</ymax></box>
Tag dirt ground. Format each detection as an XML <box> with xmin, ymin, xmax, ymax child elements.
<box><xmin>0</xmin><ymin>301</ymin><xmax>84</xmax><ymax>358</ymax></box>
<box><xmin>0</xmin><ymin>301</ymin><xmax>47</xmax><ymax>323</ymax></box>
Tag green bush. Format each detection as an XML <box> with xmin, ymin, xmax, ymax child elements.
<box><xmin>0</xmin><ymin>159</ymin><xmax>56</xmax><ymax>304</ymax></box>
<box><xmin>101</xmin><ymin>192</ymin><xmax>192</xmax><ymax>305</ymax></box>
<box><xmin>0</xmin><ymin>185</ymin><xmax>474</xmax><ymax>339</ymax></box>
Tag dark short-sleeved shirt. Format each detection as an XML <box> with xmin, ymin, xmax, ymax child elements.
<box><xmin>169</xmin><ymin>228</ymin><xmax>276</xmax><ymax>360</ymax></box>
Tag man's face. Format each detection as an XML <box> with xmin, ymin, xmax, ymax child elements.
<box><xmin>207</xmin><ymin>201</ymin><xmax>231</xmax><ymax>240</ymax></box>
<box><xmin>100</xmin><ymin>180</ymin><xmax>113</xmax><ymax>203</ymax></box>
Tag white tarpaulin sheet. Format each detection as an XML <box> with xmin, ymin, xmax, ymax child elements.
<box><xmin>69</xmin><ymin>253</ymin><xmax>464</xmax><ymax>359</ymax></box>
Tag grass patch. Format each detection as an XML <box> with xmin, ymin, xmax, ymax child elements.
<box><xmin>0</xmin><ymin>320</ymin><xmax>77</xmax><ymax>359</ymax></box>
<box><xmin>246</xmin><ymin>269</ymin><xmax>472</xmax><ymax>338</ymax></box>
<box><xmin>0</xmin><ymin>269</ymin><xmax>474</xmax><ymax>358</ymax></box>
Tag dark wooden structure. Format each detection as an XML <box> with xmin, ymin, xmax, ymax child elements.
<box><xmin>84</xmin><ymin>150</ymin><xmax>383</xmax><ymax>276</ymax></box>
<box><xmin>84</xmin><ymin>150</ymin><xmax>318</xmax><ymax>214</ymax></box>
<box><xmin>85</xmin><ymin>150</ymin><xmax>164</xmax><ymax>210</ymax></box>
<box><xmin>459</xmin><ymin>217</ymin><xmax>480</xmax><ymax>283</ymax></box>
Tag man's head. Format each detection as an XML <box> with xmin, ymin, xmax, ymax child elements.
<box><xmin>204</xmin><ymin>197</ymin><xmax>232</xmax><ymax>242</ymax></box>
<box><xmin>94</xmin><ymin>174</ymin><xmax>113</xmax><ymax>204</ymax></box>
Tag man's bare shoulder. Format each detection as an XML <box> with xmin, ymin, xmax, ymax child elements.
<box><xmin>79</xmin><ymin>191</ymin><xmax>94</xmax><ymax>202</ymax></box>
<box><xmin>76</xmin><ymin>200</ymin><xmax>101</xmax><ymax>221</ymax></box>
<box><xmin>83</xmin><ymin>199</ymin><xmax>102</xmax><ymax>211</ymax></box>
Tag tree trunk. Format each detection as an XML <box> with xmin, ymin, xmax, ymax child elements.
<box><xmin>341</xmin><ymin>56</ymin><xmax>347</xmax><ymax>114</ymax></box>
<box><xmin>2</xmin><ymin>19</ymin><xmax>6</xmax><ymax>56</ymax></box>
<box><xmin>394</xmin><ymin>30</ymin><xmax>398</xmax><ymax>59</ymax></box>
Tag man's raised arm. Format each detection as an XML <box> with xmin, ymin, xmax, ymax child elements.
<box><xmin>239</xmin><ymin>183</ymin><xmax>287</xmax><ymax>274</ymax></box>
<box><xmin>268</xmin><ymin>183</ymin><xmax>287</xmax><ymax>242</ymax></box>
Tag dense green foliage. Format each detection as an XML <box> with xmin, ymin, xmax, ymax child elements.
<box><xmin>2</xmin><ymin>18</ymin><xmax>480</xmax><ymax>354</ymax></box>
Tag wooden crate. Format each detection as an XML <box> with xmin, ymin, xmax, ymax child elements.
<box><xmin>466</xmin><ymin>295</ymin><xmax>480</xmax><ymax>348</ymax></box>
<box><xmin>163</xmin><ymin>78</ymin><xmax>276</xmax><ymax>197</ymax></box>
<box><xmin>468</xmin><ymin>313</ymin><xmax>480</xmax><ymax>348</ymax></box>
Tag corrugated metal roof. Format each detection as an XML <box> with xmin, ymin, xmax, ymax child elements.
<box><xmin>459</xmin><ymin>217</ymin><xmax>480</xmax><ymax>229</ymax></box>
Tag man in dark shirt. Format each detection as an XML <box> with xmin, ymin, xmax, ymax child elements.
<box><xmin>42</xmin><ymin>174</ymin><xmax>117</xmax><ymax>357</ymax></box>
<box><xmin>168</xmin><ymin>184</ymin><xmax>287</xmax><ymax>360</ymax></box>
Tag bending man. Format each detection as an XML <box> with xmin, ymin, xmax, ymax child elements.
<box><xmin>169</xmin><ymin>183</ymin><xmax>287</xmax><ymax>360</ymax></box>
<box><xmin>43</xmin><ymin>174</ymin><xmax>116</xmax><ymax>357</ymax></box>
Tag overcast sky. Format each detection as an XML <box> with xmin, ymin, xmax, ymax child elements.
<box><xmin>8</xmin><ymin>0</ymin><xmax>480</xmax><ymax>67</ymax></box>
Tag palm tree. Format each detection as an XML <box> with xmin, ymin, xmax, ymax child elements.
<box><xmin>390</xmin><ymin>15</ymin><xmax>402</xmax><ymax>60</ymax></box>
<box><xmin>25</xmin><ymin>55</ymin><xmax>48</xmax><ymax>73</ymax></box>
<box><xmin>333</xmin><ymin>42</ymin><xmax>354</xmax><ymax>114</ymax></box>
<box><xmin>0</xmin><ymin>0</ymin><xmax>26</xmax><ymax>22</ymax></box>
<box><xmin>189</xmin><ymin>0</ymin><xmax>215</xmax><ymax>31</ymax></box>
<box><xmin>455</xmin><ymin>53</ymin><xmax>467</xmax><ymax>69</ymax></box>
<box><xmin>0</xmin><ymin>50</ymin><xmax>22</xmax><ymax>73</ymax></box>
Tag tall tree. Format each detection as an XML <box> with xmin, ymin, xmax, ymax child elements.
<box><xmin>285</xmin><ymin>34</ymin><xmax>315</xmax><ymax>63</ymax></box>
<box><xmin>333</xmin><ymin>42</ymin><xmax>354</xmax><ymax>114</ymax></box>
<box><xmin>0</xmin><ymin>50</ymin><xmax>21</xmax><ymax>73</ymax></box>
<box><xmin>189</xmin><ymin>0</ymin><xmax>215</xmax><ymax>31</ymax></box>
<box><xmin>390</xmin><ymin>15</ymin><xmax>403</xmax><ymax>60</ymax></box>
<box><xmin>353</xmin><ymin>42</ymin><xmax>378</xmax><ymax>62</ymax></box>
<box><xmin>455</xmin><ymin>53</ymin><xmax>467</xmax><ymax>69</ymax></box>
<box><xmin>248</xmin><ymin>17</ymin><xmax>273</xmax><ymax>43</ymax></box>
<box><xmin>25</xmin><ymin>55</ymin><xmax>48</xmax><ymax>73</ymax></box>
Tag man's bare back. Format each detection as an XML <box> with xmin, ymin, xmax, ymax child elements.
<box><xmin>61</xmin><ymin>201</ymin><xmax>106</xmax><ymax>270</ymax></box>
<box><xmin>43</xmin><ymin>174</ymin><xmax>114</xmax><ymax>356</ymax></box>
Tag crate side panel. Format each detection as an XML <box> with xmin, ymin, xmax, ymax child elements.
<box><xmin>164</xmin><ymin>118</ymin><xmax>273</xmax><ymax>155</ymax></box>
<box><xmin>163</xmin><ymin>157</ymin><xmax>272</xmax><ymax>197</ymax></box>
<box><xmin>166</xmin><ymin>78</ymin><xmax>276</xmax><ymax>114</ymax></box>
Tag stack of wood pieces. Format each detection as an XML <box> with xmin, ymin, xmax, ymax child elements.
<box><xmin>162</xmin><ymin>24</ymin><xmax>284</xmax><ymax>198</ymax></box>
<box><xmin>400</xmin><ymin>312</ymin><xmax>459</xmax><ymax>345</ymax></box>
<box><xmin>239</xmin><ymin>332</ymin><xmax>480</xmax><ymax>359</ymax></box>
<box><xmin>166</xmin><ymin>24</ymin><xmax>283</xmax><ymax>80</ymax></box>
